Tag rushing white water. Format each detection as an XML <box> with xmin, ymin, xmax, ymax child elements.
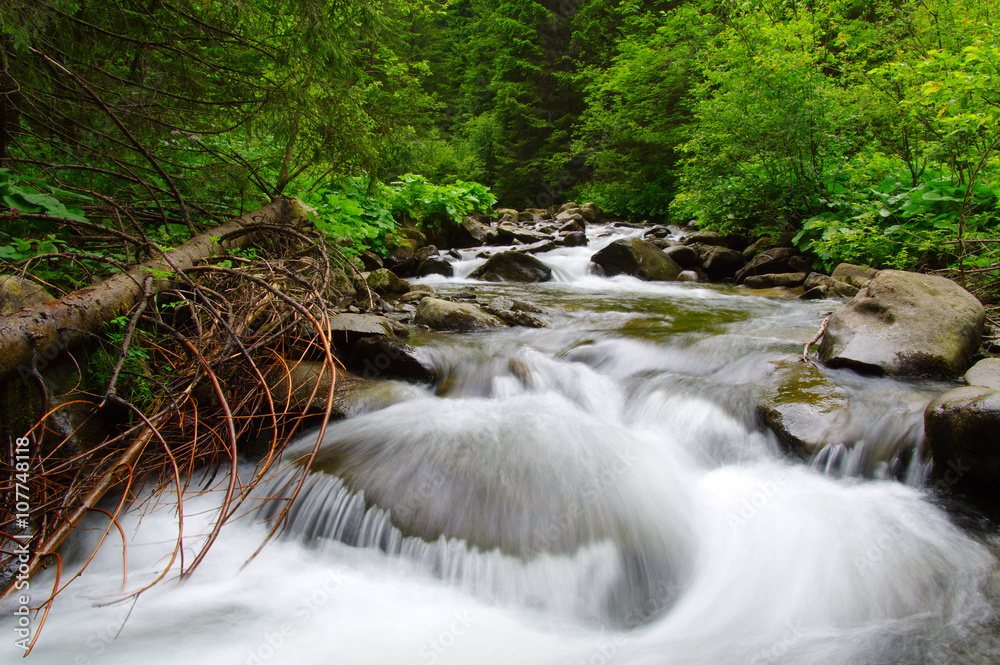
<box><xmin>3</xmin><ymin>224</ymin><xmax>998</xmax><ymax>665</ymax></box>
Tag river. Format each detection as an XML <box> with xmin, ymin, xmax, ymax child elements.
<box><xmin>2</xmin><ymin>225</ymin><xmax>998</xmax><ymax>664</ymax></box>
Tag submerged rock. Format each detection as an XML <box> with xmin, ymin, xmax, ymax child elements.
<box><xmin>818</xmin><ymin>270</ymin><xmax>985</xmax><ymax>378</ymax></box>
<box><xmin>414</xmin><ymin>297</ymin><xmax>506</xmax><ymax>332</ymax></box>
<box><xmin>470</xmin><ymin>251</ymin><xmax>552</xmax><ymax>282</ymax></box>
<box><xmin>756</xmin><ymin>357</ymin><xmax>851</xmax><ymax>456</ymax></box>
<box><xmin>591</xmin><ymin>238</ymin><xmax>682</xmax><ymax>281</ymax></box>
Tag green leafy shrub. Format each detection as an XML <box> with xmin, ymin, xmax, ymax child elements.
<box><xmin>385</xmin><ymin>174</ymin><xmax>496</xmax><ymax>228</ymax></box>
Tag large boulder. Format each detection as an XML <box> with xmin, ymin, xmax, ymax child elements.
<box><xmin>831</xmin><ymin>263</ymin><xmax>879</xmax><ymax>288</ymax></box>
<box><xmin>414</xmin><ymin>298</ymin><xmax>506</xmax><ymax>332</ymax></box>
<box><xmin>925</xmin><ymin>386</ymin><xmax>1000</xmax><ymax>482</ymax></box>
<box><xmin>799</xmin><ymin>273</ymin><xmax>860</xmax><ymax>301</ymax></box>
<box><xmin>965</xmin><ymin>358</ymin><xmax>1000</xmax><ymax>390</ymax></box>
<box><xmin>756</xmin><ymin>358</ymin><xmax>851</xmax><ymax>456</ymax></box>
<box><xmin>590</xmin><ymin>238</ymin><xmax>682</xmax><ymax>281</ymax></box>
<box><xmin>497</xmin><ymin>223</ymin><xmax>549</xmax><ymax>245</ymax></box>
<box><xmin>818</xmin><ymin>270</ymin><xmax>985</xmax><ymax>378</ymax></box>
<box><xmin>470</xmin><ymin>251</ymin><xmax>553</xmax><ymax>282</ymax></box>
<box><xmin>563</xmin><ymin>231</ymin><xmax>588</xmax><ymax>247</ymax></box>
<box><xmin>417</xmin><ymin>257</ymin><xmax>454</xmax><ymax>278</ymax></box>
<box><xmin>663</xmin><ymin>244</ymin><xmax>700</xmax><ymax>270</ymax></box>
<box><xmin>697</xmin><ymin>245</ymin><xmax>746</xmax><ymax>280</ymax></box>
<box><xmin>455</xmin><ymin>215</ymin><xmax>499</xmax><ymax>247</ymax></box>
<box><xmin>580</xmin><ymin>202</ymin><xmax>604</xmax><ymax>224</ymax></box>
<box><xmin>366</xmin><ymin>268</ymin><xmax>410</xmax><ymax>295</ymax></box>
<box><xmin>735</xmin><ymin>247</ymin><xmax>812</xmax><ymax>283</ymax></box>
<box><xmin>683</xmin><ymin>231</ymin><xmax>729</xmax><ymax>247</ymax></box>
<box><xmin>328</xmin><ymin>313</ymin><xmax>399</xmax><ymax>347</ymax></box>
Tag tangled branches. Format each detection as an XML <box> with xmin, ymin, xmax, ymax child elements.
<box><xmin>0</xmin><ymin>219</ymin><xmax>362</xmax><ymax>650</ymax></box>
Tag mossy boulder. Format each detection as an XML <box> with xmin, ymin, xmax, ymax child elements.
<box><xmin>366</xmin><ymin>268</ymin><xmax>410</xmax><ymax>295</ymax></box>
<box><xmin>818</xmin><ymin>270</ymin><xmax>985</xmax><ymax>378</ymax></box>
<box><xmin>756</xmin><ymin>357</ymin><xmax>851</xmax><ymax>456</ymax></box>
<box><xmin>591</xmin><ymin>238</ymin><xmax>682</xmax><ymax>281</ymax></box>
<box><xmin>470</xmin><ymin>251</ymin><xmax>552</xmax><ymax>283</ymax></box>
<box><xmin>414</xmin><ymin>298</ymin><xmax>506</xmax><ymax>332</ymax></box>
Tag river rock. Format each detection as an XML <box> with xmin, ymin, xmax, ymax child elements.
<box><xmin>925</xmin><ymin>386</ymin><xmax>1000</xmax><ymax>482</ymax></box>
<box><xmin>349</xmin><ymin>336</ymin><xmax>437</xmax><ymax>384</ymax></box>
<box><xmin>818</xmin><ymin>270</ymin><xmax>985</xmax><ymax>378</ymax></box>
<box><xmin>831</xmin><ymin>263</ymin><xmax>879</xmax><ymax>288</ymax></box>
<box><xmin>735</xmin><ymin>247</ymin><xmax>812</xmax><ymax>283</ymax></box>
<box><xmin>357</xmin><ymin>250</ymin><xmax>383</xmax><ymax>271</ymax></box>
<box><xmin>965</xmin><ymin>358</ymin><xmax>1000</xmax><ymax>390</ymax></box>
<box><xmin>496</xmin><ymin>208</ymin><xmax>519</xmax><ymax>223</ymax></box>
<box><xmin>455</xmin><ymin>215</ymin><xmax>500</xmax><ymax>247</ymax></box>
<box><xmin>366</xmin><ymin>268</ymin><xmax>410</xmax><ymax>295</ymax></box>
<box><xmin>756</xmin><ymin>358</ymin><xmax>851</xmax><ymax>456</ymax></box>
<box><xmin>799</xmin><ymin>273</ymin><xmax>860</xmax><ymax>300</ymax></box>
<box><xmin>580</xmin><ymin>202</ymin><xmax>604</xmax><ymax>224</ymax></box>
<box><xmin>591</xmin><ymin>238</ymin><xmax>682</xmax><ymax>281</ymax></box>
<box><xmin>0</xmin><ymin>275</ymin><xmax>53</xmax><ymax>315</ymax></box>
<box><xmin>676</xmin><ymin>270</ymin><xmax>702</xmax><ymax>283</ymax></box>
<box><xmin>497</xmin><ymin>223</ymin><xmax>549</xmax><ymax>245</ymax></box>
<box><xmin>697</xmin><ymin>245</ymin><xmax>746</xmax><ymax>280</ymax></box>
<box><xmin>328</xmin><ymin>313</ymin><xmax>399</xmax><ymax>346</ymax></box>
<box><xmin>515</xmin><ymin>239</ymin><xmax>559</xmax><ymax>255</ymax></box>
<box><xmin>266</xmin><ymin>361</ymin><xmax>372</xmax><ymax>418</ymax></box>
<box><xmin>743</xmin><ymin>272</ymin><xmax>808</xmax><ymax>289</ymax></box>
<box><xmin>469</xmin><ymin>252</ymin><xmax>552</xmax><ymax>282</ymax></box>
<box><xmin>414</xmin><ymin>297</ymin><xmax>506</xmax><ymax>331</ymax></box>
<box><xmin>559</xmin><ymin>219</ymin><xmax>585</xmax><ymax>234</ymax></box>
<box><xmin>683</xmin><ymin>231</ymin><xmax>729</xmax><ymax>247</ymax></box>
<box><xmin>663</xmin><ymin>244</ymin><xmax>700</xmax><ymax>270</ymax></box>
<box><xmin>417</xmin><ymin>257</ymin><xmax>454</xmax><ymax>278</ymax></box>
<box><xmin>563</xmin><ymin>231</ymin><xmax>588</xmax><ymax>247</ymax></box>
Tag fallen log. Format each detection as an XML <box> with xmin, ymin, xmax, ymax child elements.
<box><xmin>0</xmin><ymin>197</ymin><xmax>309</xmax><ymax>384</ymax></box>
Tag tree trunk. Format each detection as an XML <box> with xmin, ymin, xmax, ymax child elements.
<box><xmin>0</xmin><ymin>197</ymin><xmax>308</xmax><ymax>384</ymax></box>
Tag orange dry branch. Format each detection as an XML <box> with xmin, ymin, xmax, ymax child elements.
<box><xmin>0</xmin><ymin>197</ymin><xmax>347</xmax><ymax>652</ymax></box>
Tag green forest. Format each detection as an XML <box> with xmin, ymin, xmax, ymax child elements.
<box><xmin>2</xmin><ymin>0</ymin><xmax>999</xmax><ymax>291</ymax></box>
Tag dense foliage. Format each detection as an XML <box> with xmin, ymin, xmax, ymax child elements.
<box><xmin>2</xmin><ymin>0</ymin><xmax>999</xmax><ymax>293</ymax></box>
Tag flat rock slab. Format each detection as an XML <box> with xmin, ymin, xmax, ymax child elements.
<box><xmin>925</xmin><ymin>385</ymin><xmax>1000</xmax><ymax>482</ymax></box>
<box><xmin>818</xmin><ymin>270</ymin><xmax>985</xmax><ymax>379</ymax></box>
<box><xmin>756</xmin><ymin>357</ymin><xmax>851</xmax><ymax>456</ymax></box>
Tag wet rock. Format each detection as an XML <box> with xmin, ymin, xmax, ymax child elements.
<box><xmin>366</xmin><ymin>268</ymin><xmax>410</xmax><ymax>295</ymax></box>
<box><xmin>515</xmin><ymin>239</ymin><xmax>559</xmax><ymax>255</ymax></box>
<box><xmin>400</xmin><ymin>289</ymin><xmax>434</xmax><ymax>304</ymax></box>
<box><xmin>267</xmin><ymin>361</ymin><xmax>373</xmax><ymax>418</ymax></box>
<box><xmin>357</xmin><ymin>251</ymin><xmax>383</xmax><ymax>272</ymax></box>
<box><xmin>415</xmin><ymin>245</ymin><xmax>440</xmax><ymax>263</ymax></box>
<box><xmin>818</xmin><ymin>270</ymin><xmax>985</xmax><ymax>378</ymax></box>
<box><xmin>496</xmin><ymin>208</ymin><xmax>519</xmax><ymax>223</ymax></box>
<box><xmin>965</xmin><ymin>358</ymin><xmax>1000</xmax><ymax>390</ymax></box>
<box><xmin>799</xmin><ymin>273</ymin><xmax>860</xmax><ymax>300</ymax></box>
<box><xmin>470</xmin><ymin>251</ymin><xmax>553</xmax><ymax>283</ymax></box>
<box><xmin>591</xmin><ymin>238</ymin><xmax>682</xmax><ymax>281</ymax></box>
<box><xmin>676</xmin><ymin>270</ymin><xmax>702</xmax><ymax>283</ymax></box>
<box><xmin>663</xmin><ymin>244</ymin><xmax>700</xmax><ymax>270</ymax></box>
<box><xmin>644</xmin><ymin>226</ymin><xmax>671</xmax><ymax>239</ymax></box>
<box><xmin>414</xmin><ymin>297</ymin><xmax>506</xmax><ymax>332</ymax></box>
<box><xmin>683</xmin><ymin>231</ymin><xmax>729</xmax><ymax>247</ymax></box>
<box><xmin>580</xmin><ymin>202</ymin><xmax>604</xmax><ymax>224</ymax></box>
<box><xmin>925</xmin><ymin>386</ymin><xmax>1000</xmax><ymax>482</ymax></box>
<box><xmin>482</xmin><ymin>306</ymin><xmax>547</xmax><ymax>328</ymax></box>
<box><xmin>831</xmin><ymin>263</ymin><xmax>879</xmax><ymax>288</ymax></box>
<box><xmin>697</xmin><ymin>245</ymin><xmax>746</xmax><ymax>280</ymax></box>
<box><xmin>559</xmin><ymin>219</ymin><xmax>585</xmax><ymax>233</ymax></box>
<box><xmin>417</xmin><ymin>257</ymin><xmax>454</xmax><ymax>278</ymax></box>
<box><xmin>328</xmin><ymin>313</ymin><xmax>399</xmax><ymax>346</ymax></box>
<box><xmin>563</xmin><ymin>231</ymin><xmax>588</xmax><ymax>247</ymax></box>
<box><xmin>497</xmin><ymin>223</ymin><xmax>549</xmax><ymax>245</ymax></box>
<box><xmin>735</xmin><ymin>247</ymin><xmax>812</xmax><ymax>283</ymax></box>
<box><xmin>384</xmin><ymin>238</ymin><xmax>418</xmax><ymax>275</ymax></box>
<box><xmin>456</xmin><ymin>215</ymin><xmax>500</xmax><ymax>247</ymax></box>
<box><xmin>756</xmin><ymin>358</ymin><xmax>851</xmax><ymax>456</ymax></box>
<box><xmin>743</xmin><ymin>272</ymin><xmax>808</xmax><ymax>289</ymax></box>
<box><xmin>349</xmin><ymin>336</ymin><xmax>437</xmax><ymax>384</ymax></box>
